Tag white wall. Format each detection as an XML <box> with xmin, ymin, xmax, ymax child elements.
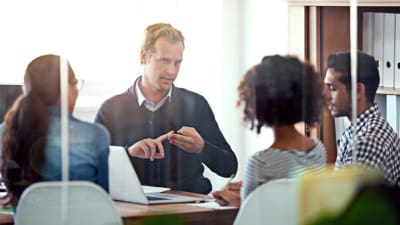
<box><xmin>218</xmin><ymin>0</ymin><xmax>288</xmax><ymax>185</ymax></box>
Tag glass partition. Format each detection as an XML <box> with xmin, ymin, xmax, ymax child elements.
<box><xmin>0</xmin><ymin>0</ymin><xmax>398</xmax><ymax>224</ymax></box>
<box><xmin>0</xmin><ymin>0</ymin><xmax>290</xmax><ymax>191</ymax></box>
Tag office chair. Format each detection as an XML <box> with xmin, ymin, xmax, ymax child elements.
<box><xmin>233</xmin><ymin>179</ymin><xmax>298</xmax><ymax>225</ymax></box>
<box><xmin>233</xmin><ymin>167</ymin><xmax>383</xmax><ymax>225</ymax></box>
<box><xmin>15</xmin><ymin>181</ymin><xmax>123</xmax><ymax>225</ymax></box>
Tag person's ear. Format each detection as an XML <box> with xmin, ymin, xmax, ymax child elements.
<box><xmin>356</xmin><ymin>83</ymin><xmax>366</xmax><ymax>100</ymax></box>
<box><xmin>140</xmin><ymin>50</ymin><xmax>148</xmax><ymax>65</ymax></box>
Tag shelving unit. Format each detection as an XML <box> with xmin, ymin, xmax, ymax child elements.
<box><xmin>286</xmin><ymin>0</ymin><xmax>400</xmax><ymax>163</ymax></box>
<box><xmin>377</xmin><ymin>87</ymin><xmax>400</xmax><ymax>95</ymax></box>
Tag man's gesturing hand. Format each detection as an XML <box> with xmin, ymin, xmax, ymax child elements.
<box><xmin>127</xmin><ymin>133</ymin><xmax>169</xmax><ymax>161</ymax></box>
<box><xmin>168</xmin><ymin>126</ymin><xmax>205</xmax><ymax>153</ymax></box>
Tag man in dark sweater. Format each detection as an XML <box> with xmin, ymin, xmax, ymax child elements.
<box><xmin>95</xmin><ymin>23</ymin><xmax>237</xmax><ymax>194</ymax></box>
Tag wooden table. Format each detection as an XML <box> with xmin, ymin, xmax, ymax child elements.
<box><xmin>117</xmin><ymin>190</ymin><xmax>238</xmax><ymax>225</ymax></box>
<box><xmin>0</xmin><ymin>214</ymin><xmax>12</xmax><ymax>225</ymax></box>
<box><xmin>0</xmin><ymin>191</ymin><xmax>239</xmax><ymax>225</ymax></box>
<box><xmin>117</xmin><ymin>201</ymin><xmax>238</xmax><ymax>225</ymax></box>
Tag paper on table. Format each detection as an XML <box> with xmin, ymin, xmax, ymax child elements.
<box><xmin>142</xmin><ymin>185</ymin><xmax>171</xmax><ymax>193</ymax></box>
<box><xmin>189</xmin><ymin>201</ymin><xmax>238</xmax><ymax>210</ymax></box>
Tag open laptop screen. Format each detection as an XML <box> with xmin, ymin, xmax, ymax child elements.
<box><xmin>108</xmin><ymin>146</ymin><xmax>204</xmax><ymax>204</ymax></box>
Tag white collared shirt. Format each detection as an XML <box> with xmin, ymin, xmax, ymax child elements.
<box><xmin>135</xmin><ymin>78</ymin><xmax>172</xmax><ymax>112</ymax></box>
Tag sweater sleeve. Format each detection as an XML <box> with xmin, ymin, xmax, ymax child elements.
<box><xmin>94</xmin><ymin>101</ymin><xmax>109</xmax><ymax>128</ymax></box>
<box><xmin>94</xmin><ymin>93</ymin><xmax>130</xmax><ymax>146</ymax></box>
<box><xmin>198</xmin><ymin>99</ymin><xmax>238</xmax><ymax>178</ymax></box>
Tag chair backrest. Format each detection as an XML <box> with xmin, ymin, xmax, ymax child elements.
<box><xmin>233</xmin><ymin>167</ymin><xmax>383</xmax><ymax>225</ymax></box>
<box><xmin>15</xmin><ymin>181</ymin><xmax>123</xmax><ymax>225</ymax></box>
<box><xmin>233</xmin><ymin>179</ymin><xmax>298</xmax><ymax>225</ymax></box>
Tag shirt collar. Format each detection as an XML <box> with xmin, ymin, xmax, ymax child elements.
<box><xmin>134</xmin><ymin>76</ymin><xmax>172</xmax><ymax>107</ymax></box>
<box><xmin>346</xmin><ymin>103</ymin><xmax>380</xmax><ymax>137</ymax></box>
<box><xmin>356</xmin><ymin>103</ymin><xmax>379</xmax><ymax>126</ymax></box>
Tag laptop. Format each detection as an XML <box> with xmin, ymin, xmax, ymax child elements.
<box><xmin>108</xmin><ymin>145</ymin><xmax>205</xmax><ymax>205</ymax></box>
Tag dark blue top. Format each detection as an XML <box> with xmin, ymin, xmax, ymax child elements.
<box><xmin>95</xmin><ymin>78</ymin><xmax>238</xmax><ymax>194</ymax></box>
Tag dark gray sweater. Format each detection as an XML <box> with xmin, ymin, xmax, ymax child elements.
<box><xmin>95</xmin><ymin>82</ymin><xmax>237</xmax><ymax>194</ymax></box>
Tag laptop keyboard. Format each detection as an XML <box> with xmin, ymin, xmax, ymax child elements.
<box><xmin>146</xmin><ymin>195</ymin><xmax>169</xmax><ymax>201</ymax></box>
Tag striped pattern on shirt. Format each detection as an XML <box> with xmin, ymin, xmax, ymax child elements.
<box><xmin>241</xmin><ymin>139</ymin><xmax>326</xmax><ymax>199</ymax></box>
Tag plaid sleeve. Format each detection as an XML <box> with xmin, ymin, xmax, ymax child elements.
<box><xmin>354</xmin><ymin>137</ymin><xmax>395</xmax><ymax>183</ymax></box>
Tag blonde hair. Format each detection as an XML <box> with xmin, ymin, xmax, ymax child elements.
<box><xmin>141</xmin><ymin>23</ymin><xmax>185</xmax><ymax>57</ymax></box>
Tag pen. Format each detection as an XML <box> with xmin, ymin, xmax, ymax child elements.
<box><xmin>221</xmin><ymin>174</ymin><xmax>235</xmax><ymax>190</ymax></box>
<box><xmin>214</xmin><ymin>174</ymin><xmax>235</xmax><ymax>201</ymax></box>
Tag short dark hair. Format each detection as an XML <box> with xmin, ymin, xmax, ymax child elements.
<box><xmin>327</xmin><ymin>51</ymin><xmax>379</xmax><ymax>103</ymax></box>
<box><xmin>237</xmin><ymin>55</ymin><xmax>324</xmax><ymax>133</ymax></box>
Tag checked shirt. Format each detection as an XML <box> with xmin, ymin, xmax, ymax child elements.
<box><xmin>336</xmin><ymin>104</ymin><xmax>400</xmax><ymax>186</ymax></box>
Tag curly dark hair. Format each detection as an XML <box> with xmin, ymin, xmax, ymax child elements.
<box><xmin>237</xmin><ymin>55</ymin><xmax>324</xmax><ymax>134</ymax></box>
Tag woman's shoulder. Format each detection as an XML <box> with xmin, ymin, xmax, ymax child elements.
<box><xmin>248</xmin><ymin>147</ymin><xmax>284</xmax><ymax>164</ymax></box>
<box><xmin>309</xmin><ymin>138</ymin><xmax>326</xmax><ymax>153</ymax></box>
<box><xmin>249</xmin><ymin>141</ymin><xmax>325</xmax><ymax>163</ymax></box>
<box><xmin>70</xmin><ymin>118</ymin><xmax>110</xmax><ymax>147</ymax></box>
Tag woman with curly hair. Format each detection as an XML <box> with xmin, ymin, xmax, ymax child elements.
<box><xmin>213</xmin><ymin>55</ymin><xmax>326</xmax><ymax>206</ymax></box>
<box><xmin>0</xmin><ymin>54</ymin><xmax>110</xmax><ymax>211</ymax></box>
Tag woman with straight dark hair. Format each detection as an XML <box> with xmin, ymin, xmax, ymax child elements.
<box><xmin>0</xmin><ymin>54</ymin><xmax>110</xmax><ymax>210</ymax></box>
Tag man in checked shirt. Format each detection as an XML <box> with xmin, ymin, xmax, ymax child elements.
<box><xmin>324</xmin><ymin>50</ymin><xmax>400</xmax><ymax>186</ymax></box>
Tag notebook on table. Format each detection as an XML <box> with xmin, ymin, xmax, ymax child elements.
<box><xmin>108</xmin><ymin>145</ymin><xmax>204</xmax><ymax>205</ymax></box>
